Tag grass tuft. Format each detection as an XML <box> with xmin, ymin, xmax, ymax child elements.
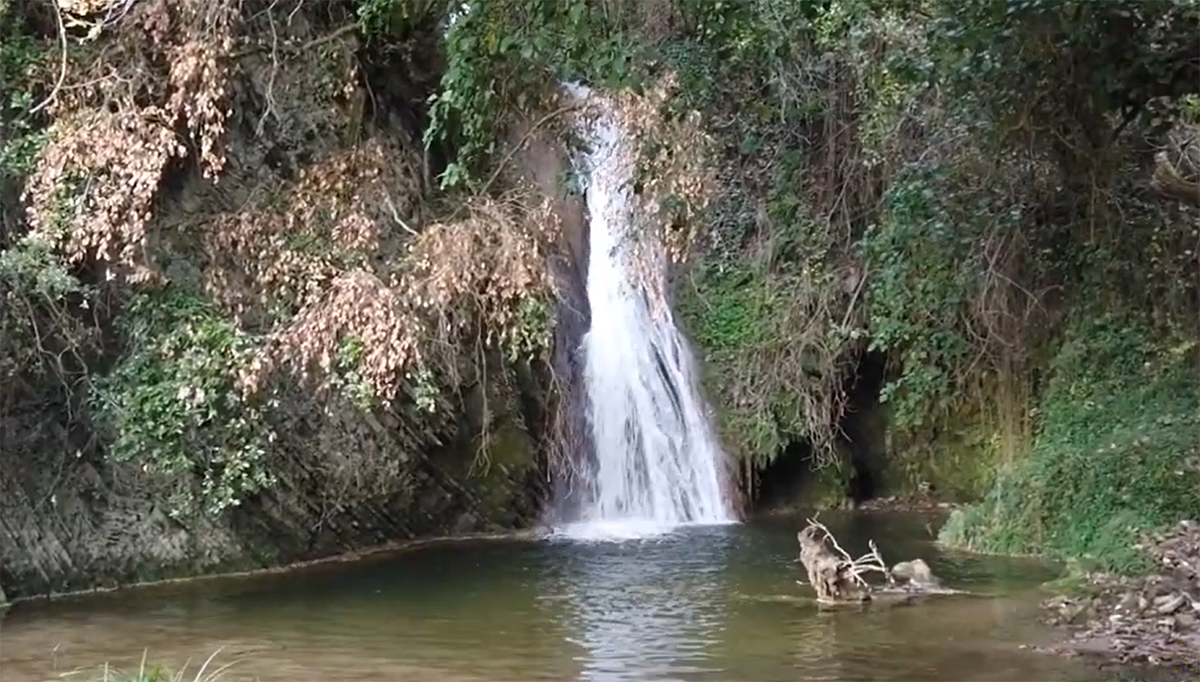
<box><xmin>69</xmin><ymin>649</ymin><xmax>242</xmax><ymax>682</ymax></box>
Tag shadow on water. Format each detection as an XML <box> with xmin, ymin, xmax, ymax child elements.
<box><xmin>0</xmin><ymin>512</ymin><xmax>1143</xmax><ymax>681</ymax></box>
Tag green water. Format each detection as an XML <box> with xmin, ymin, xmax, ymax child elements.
<box><xmin>0</xmin><ymin>512</ymin><xmax>1124</xmax><ymax>681</ymax></box>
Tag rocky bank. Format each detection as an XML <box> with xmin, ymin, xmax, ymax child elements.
<box><xmin>1042</xmin><ymin>520</ymin><xmax>1200</xmax><ymax>673</ymax></box>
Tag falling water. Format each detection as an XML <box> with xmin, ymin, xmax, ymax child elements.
<box><xmin>556</xmin><ymin>83</ymin><xmax>736</xmax><ymax>540</ymax></box>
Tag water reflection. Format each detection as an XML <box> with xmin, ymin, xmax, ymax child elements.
<box><xmin>549</xmin><ymin>527</ymin><xmax>735</xmax><ymax>681</ymax></box>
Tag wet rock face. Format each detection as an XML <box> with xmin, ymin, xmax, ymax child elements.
<box><xmin>1043</xmin><ymin>520</ymin><xmax>1200</xmax><ymax>671</ymax></box>
<box><xmin>0</xmin><ymin>383</ymin><xmax>545</xmax><ymax>600</ymax></box>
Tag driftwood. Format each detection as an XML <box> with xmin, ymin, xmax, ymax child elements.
<box><xmin>792</xmin><ymin>517</ymin><xmax>975</xmax><ymax>613</ymax></box>
<box><xmin>795</xmin><ymin>517</ymin><xmax>963</xmax><ymax>608</ymax></box>
<box><xmin>796</xmin><ymin>517</ymin><xmax>893</xmax><ymax>605</ymax></box>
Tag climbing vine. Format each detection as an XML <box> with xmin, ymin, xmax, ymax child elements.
<box><xmin>94</xmin><ymin>289</ymin><xmax>280</xmax><ymax>520</ymax></box>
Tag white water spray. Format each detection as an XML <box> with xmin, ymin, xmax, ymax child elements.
<box><xmin>556</xmin><ymin>83</ymin><xmax>735</xmax><ymax>540</ymax></box>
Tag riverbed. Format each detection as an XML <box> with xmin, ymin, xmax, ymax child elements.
<box><xmin>0</xmin><ymin>512</ymin><xmax>1124</xmax><ymax>681</ymax></box>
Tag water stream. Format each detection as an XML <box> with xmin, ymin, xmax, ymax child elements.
<box><xmin>0</xmin><ymin>512</ymin><xmax>1126</xmax><ymax>682</ymax></box>
<box><xmin>557</xmin><ymin>83</ymin><xmax>733</xmax><ymax>539</ymax></box>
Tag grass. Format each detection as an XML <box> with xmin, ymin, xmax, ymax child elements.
<box><xmin>67</xmin><ymin>649</ymin><xmax>242</xmax><ymax>682</ymax></box>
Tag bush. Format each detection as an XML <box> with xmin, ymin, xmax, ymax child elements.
<box><xmin>93</xmin><ymin>288</ymin><xmax>280</xmax><ymax>520</ymax></box>
<box><xmin>940</xmin><ymin>315</ymin><xmax>1200</xmax><ymax>575</ymax></box>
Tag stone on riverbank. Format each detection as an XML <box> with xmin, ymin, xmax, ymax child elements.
<box><xmin>1042</xmin><ymin>520</ymin><xmax>1200</xmax><ymax>671</ymax></box>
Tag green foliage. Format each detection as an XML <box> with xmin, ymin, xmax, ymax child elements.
<box><xmin>678</xmin><ymin>122</ymin><xmax>865</xmax><ymax>466</ymax></box>
<box><xmin>408</xmin><ymin>365</ymin><xmax>439</xmax><ymax>414</ymax></box>
<box><xmin>0</xmin><ymin>4</ymin><xmax>47</xmax><ymax>180</ymax></box>
<box><xmin>930</xmin><ymin>0</ymin><xmax>1200</xmax><ymax>145</ymax></box>
<box><xmin>0</xmin><ymin>234</ymin><xmax>95</xmax><ymax>387</ymax></box>
<box><xmin>426</xmin><ymin>0</ymin><xmax>649</xmax><ymax>188</ymax></box>
<box><xmin>1</xmin><ymin>153</ymin><xmax>94</xmax><ymax>389</ymax></box>
<box><xmin>940</xmin><ymin>315</ymin><xmax>1200</xmax><ymax>574</ymax></box>
<box><xmin>355</xmin><ymin>0</ymin><xmax>421</xmax><ymax>37</ymax></box>
<box><xmin>677</xmin><ymin>260</ymin><xmax>784</xmax><ymax>456</ymax></box>
<box><xmin>860</xmin><ymin>165</ymin><xmax>995</xmax><ymax>430</ymax></box>
<box><xmin>94</xmin><ymin>289</ymin><xmax>280</xmax><ymax>521</ymax></box>
<box><xmin>0</xmin><ymin>235</ymin><xmax>83</xmax><ymax>302</ymax></box>
<box><xmin>331</xmin><ymin>336</ymin><xmax>376</xmax><ymax>412</ymax></box>
<box><xmin>503</xmin><ymin>293</ymin><xmax>555</xmax><ymax>364</ymax></box>
<box><xmin>681</xmin><ymin>265</ymin><xmax>774</xmax><ymax>358</ymax></box>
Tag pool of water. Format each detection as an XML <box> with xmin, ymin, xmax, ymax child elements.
<box><xmin>0</xmin><ymin>512</ymin><xmax>1120</xmax><ymax>681</ymax></box>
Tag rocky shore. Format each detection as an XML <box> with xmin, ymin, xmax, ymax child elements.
<box><xmin>853</xmin><ymin>494</ymin><xmax>959</xmax><ymax>513</ymax></box>
<box><xmin>1041</xmin><ymin>520</ymin><xmax>1200</xmax><ymax>672</ymax></box>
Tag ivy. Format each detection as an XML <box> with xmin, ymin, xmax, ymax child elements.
<box><xmin>860</xmin><ymin>166</ymin><xmax>978</xmax><ymax>430</ymax></box>
<box><xmin>93</xmin><ymin>289</ymin><xmax>280</xmax><ymax>521</ymax></box>
<box><xmin>502</xmin><ymin>293</ymin><xmax>555</xmax><ymax>364</ymax></box>
<box><xmin>0</xmin><ymin>3</ymin><xmax>47</xmax><ymax>180</ymax></box>
<box><xmin>331</xmin><ymin>335</ymin><xmax>376</xmax><ymax>412</ymax></box>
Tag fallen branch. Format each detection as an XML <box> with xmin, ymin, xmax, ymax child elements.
<box><xmin>797</xmin><ymin>516</ymin><xmax>895</xmax><ymax>604</ymax></box>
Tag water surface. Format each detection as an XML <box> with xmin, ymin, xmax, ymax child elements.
<box><xmin>1</xmin><ymin>512</ymin><xmax>1118</xmax><ymax>681</ymax></box>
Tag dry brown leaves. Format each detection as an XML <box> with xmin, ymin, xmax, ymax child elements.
<box><xmin>241</xmin><ymin>269</ymin><xmax>423</xmax><ymax>401</ymax></box>
<box><xmin>24</xmin><ymin>0</ymin><xmax>238</xmax><ymax>278</ymax></box>
<box><xmin>23</xmin><ymin>0</ymin><xmax>578</xmax><ymax>418</ymax></box>
<box><xmin>144</xmin><ymin>0</ymin><xmax>237</xmax><ymax>179</ymax></box>
<box><xmin>239</xmin><ymin>185</ymin><xmax>561</xmax><ymax>404</ymax></box>
<box><xmin>611</xmin><ymin>72</ymin><xmax>715</xmax><ymax>264</ymax></box>
<box><xmin>402</xmin><ymin>194</ymin><xmax>560</xmax><ymax>350</ymax></box>
<box><xmin>201</xmin><ymin>141</ymin><xmax>413</xmax><ymax>325</ymax></box>
<box><xmin>23</xmin><ymin>108</ymin><xmax>185</xmax><ymax>282</ymax></box>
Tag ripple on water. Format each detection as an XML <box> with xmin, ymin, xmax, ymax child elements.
<box><xmin>548</xmin><ymin>519</ymin><xmax>738</xmax><ymax>543</ymax></box>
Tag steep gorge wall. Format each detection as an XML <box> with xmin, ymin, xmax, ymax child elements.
<box><xmin>0</xmin><ymin>1</ymin><xmax>588</xmax><ymax>599</ymax></box>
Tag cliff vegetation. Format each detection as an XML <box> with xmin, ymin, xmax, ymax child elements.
<box><xmin>655</xmin><ymin>0</ymin><xmax>1200</xmax><ymax>576</ymax></box>
<box><xmin>0</xmin><ymin>0</ymin><xmax>568</xmax><ymax>598</ymax></box>
<box><xmin>0</xmin><ymin>0</ymin><xmax>718</xmax><ymax>599</ymax></box>
<box><xmin>1</xmin><ymin>0</ymin><xmax>1198</xmax><ymax>600</ymax></box>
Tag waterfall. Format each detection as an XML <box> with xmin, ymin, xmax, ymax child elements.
<box><xmin>555</xmin><ymin>83</ymin><xmax>736</xmax><ymax>540</ymax></box>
